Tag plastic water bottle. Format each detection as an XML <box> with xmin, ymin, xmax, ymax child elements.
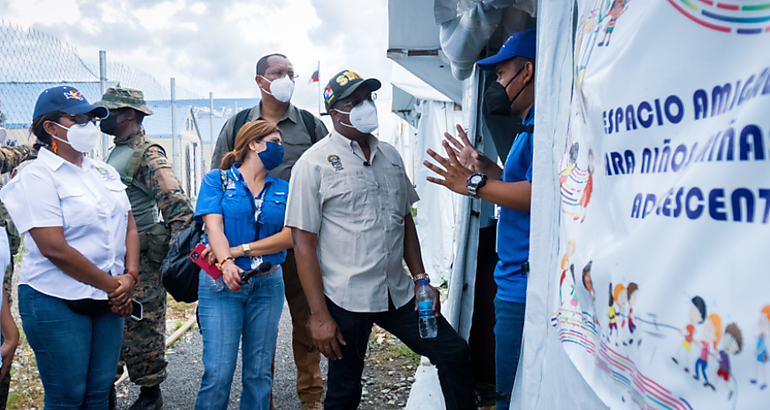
<box><xmin>417</xmin><ymin>279</ymin><xmax>438</xmax><ymax>339</ymax></box>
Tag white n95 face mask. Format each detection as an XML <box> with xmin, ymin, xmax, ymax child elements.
<box><xmin>336</xmin><ymin>100</ymin><xmax>379</xmax><ymax>134</ymax></box>
<box><xmin>261</xmin><ymin>75</ymin><xmax>295</xmax><ymax>103</ymax></box>
<box><xmin>53</xmin><ymin>121</ymin><xmax>101</xmax><ymax>153</ymax></box>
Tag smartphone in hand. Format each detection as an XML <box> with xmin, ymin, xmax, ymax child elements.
<box><xmin>190</xmin><ymin>243</ymin><xmax>222</xmax><ymax>279</ymax></box>
<box><xmin>131</xmin><ymin>299</ymin><xmax>143</xmax><ymax>321</ymax></box>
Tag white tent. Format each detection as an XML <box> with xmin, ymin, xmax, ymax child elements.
<box><xmin>388</xmin><ymin>1</ymin><xmax>608</xmax><ymax>409</ymax></box>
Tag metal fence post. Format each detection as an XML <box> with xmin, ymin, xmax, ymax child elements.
<box><xmin>99</xmin><ymin>50</ymin><xmax>108</xmax><ymax>160</ymax></box>
<box><xmin>170</xmin><ymin>77</ymin><xmax>178</xmax><ymax>176</ymax></box>
<box><xmin>208</xmin><ymin>92</ymin><xmax>214</xmax><ymax>172</ymax></box>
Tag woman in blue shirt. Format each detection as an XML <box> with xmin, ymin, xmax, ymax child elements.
<box><xmin>194</xmin><ymin>120</ymin><xmax>292</xmax><ymax>410</ymax></box>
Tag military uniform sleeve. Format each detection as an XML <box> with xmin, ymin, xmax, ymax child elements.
<box><xmin>0</xmin><ymin>145</ymin><xmax>34</xmax><ymax>174</ymax></box>
<box><xmin>211</xmin><ymin>115</ymin><xmax>236</xmax><ymax>169</ymax></box>
<box><xmin>138</xmin><ymin>146</ymin><xmax>194</xmax><ymax>236</ymax></box>
<box><xmin>285</xmin><ymin>158</ymin><xmax>323</xmax><ymax>234</ymax></box>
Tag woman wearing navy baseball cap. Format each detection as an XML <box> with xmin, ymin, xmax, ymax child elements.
<box><xmin>0</xmin><ymin>86</ymin><xmax>140</xmax><ymax>409</ymax></box>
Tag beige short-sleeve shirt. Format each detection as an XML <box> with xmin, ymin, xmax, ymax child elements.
<box><xmin>285</xmin><ymin>130</ymin><xmax>420</xmax><ymax>313</ymax></box>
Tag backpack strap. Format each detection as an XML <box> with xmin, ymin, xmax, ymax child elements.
<box><xmin>123</xmin><ymin>141</ymin><xmax>163</xmax><ymax>187</ymax></box>
<box><xmin>299</xmin><ymin>109</ymin><xmax>318</xmax><ymax>144</ymax></box>
<box><xmin>231</xmin><ymin>108</ymin><xmax>252</xmax><ymax>146</ymax></box>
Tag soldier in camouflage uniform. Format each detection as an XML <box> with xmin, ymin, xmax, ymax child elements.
<box><xmin>97</xmin><ymin>88</ymin><xmax>193</xmax><ymax>410</ymax></box>
<box><xmin>0</xmin><ymin>144</ymin><xmax>35</xmax><ymax>410</ymax></box>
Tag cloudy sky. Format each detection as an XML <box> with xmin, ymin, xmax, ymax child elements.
<box><xmin>1</xmin><ymin>0</ymin><xmax>400</xmax><ymax>131</ymax></box>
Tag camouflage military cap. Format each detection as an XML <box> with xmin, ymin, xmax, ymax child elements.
<box><xmin>97</xmin><ymin>87</ymin><xmax>154</xmax><ymax>116</ymax></box>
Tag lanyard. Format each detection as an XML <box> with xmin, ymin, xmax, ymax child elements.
<box><xmin>251</xmin><ymin>189</ymin><xmax>266</xmax><ymax>269</ymax></box>
<box><xmin>253</xmin><ymin>189</ymin><xmax>266</xmax><ymax>240</ymax></box>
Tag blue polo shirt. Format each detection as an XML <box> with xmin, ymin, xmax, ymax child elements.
<box><xmin>494</xmin><ymin>107</ymin><xmax>534</xmax><ymax>304</ymax></box>
<box><xmin>194</xmin><ymin>165</ymin><xmax>289</xmax><ymax>270</ymax></box>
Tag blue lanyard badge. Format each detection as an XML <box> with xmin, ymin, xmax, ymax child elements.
<box><xmin>251</xmin><ymin>191</ymin><xmax>266</xmax><ymax>269</ymax></box>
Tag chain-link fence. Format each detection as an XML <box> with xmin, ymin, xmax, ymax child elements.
<box><xmin>0</xmin><ymin>20</ymin><xmax>259</xmax><ymax>203</ymax></box>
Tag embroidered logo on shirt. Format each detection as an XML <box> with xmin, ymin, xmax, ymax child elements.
<box><xmin>94</xmin><ymin>166</ymin><xmax>116</xmax><ymax>180</ymax></box>
<box><xmin>226</xmin><ymin>180</ymin><xmax>236</xmax><ymax>190</ymax></box>
<box><xmin>327</xmin><ymin>155</ymin><xmax>344</xmax><ymax>171</ymax></box>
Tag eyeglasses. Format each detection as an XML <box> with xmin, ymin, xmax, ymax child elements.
<box><xmin>263</xmin><ymin>70</ymin><xmax>298</xmax><ymax>81</ymax></box>
<box><xmin>337</xmin><ymin>93</ymin><xmax>377</xmax><ymax>110</ymax></box>
<box><xmin>61</xmin><ymin>114</ymin><xmax>100</xmax><ymax>125</ymax></box>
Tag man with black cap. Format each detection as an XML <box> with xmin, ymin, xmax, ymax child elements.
<box><xmin>97</xmin><ymin>87</ymin><xmax>194</xmax><ymax>410</ymax></box>
<box><xmin>286</xmin><ymin>70</ymin><xmax>474</xmax><ymax>410</ymax></box>
<box><xmin>424</xmin><ymin>29</ymin><xmax>537</xmax><ymax>410</ymax></box>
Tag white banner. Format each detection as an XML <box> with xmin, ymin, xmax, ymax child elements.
<box><xmin>553</xmin><ymin>1</ymin><xmax>770</xmax><ymax>409</ymax></box>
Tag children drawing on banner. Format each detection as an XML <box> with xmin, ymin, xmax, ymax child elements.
<box><xmin>575</xmin><ymin>149</ymin><xmax>594</xmax><ymax>223</ymax></box>
<box><xmin>613</xmin><ymin>284</ymin><xmax>628</xmax><ymax>346</ymax></box>
<box><xmin>673</xmin><ymin>296</ymin><xmax>707</xmax><ymax>372</ymax></box>
<box><xmin>598</xmin><ymin>0</ymin><xmax>632</xmax><ymax>47</ymax></box>
<box><xmin>750</xmin><ymin>305</ymin><xmax>770</xmax><ymax>389</ymax></box>
<box><xmin>694</xmin><ymin>313</ymin><xmax>721</xmax><ymax>390</ymax></box>
<box><xmin>560</xmin><ymin>143</ymin><xmax>578</xmax><ymax>185</ymax></box>
<box><xmin>716</xmin><ymin>323</ymin><xmax>742</xmax><ymax>400</ymax></box>
<box><xmin>558</xmin><ymin>240</ymin><xmax>577</xmax><ymax>314</ymax></box>
<box><xmin>608</xmin><ymin>284</ymin><xmax>617</xmax><ymax>342</ymax></box>
<box><xmin>581</xmin><ymin>262</ymin><xmax>598</xmax><ymax>326</ymax></box>
<box><xmin>559</xmin><ymin>142</ymin><xmax>590</xmax><ymax>221</ymax></box>
<box><xmin>626</xmin><ymin>282</ymin><xmax>639</xmax><ymax>346</ymax></box>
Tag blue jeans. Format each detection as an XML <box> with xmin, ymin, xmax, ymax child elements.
<box><xmin>195</xmin><ymin>267</ymin><xmax>284</xmax><ymax>410</ymax></box>
<box><xmin>18</xmin><ymin>285</ymin><xmax>124</xmax><ymax>410</ymax></box>
<box><xmin>494</xmin><ymin>297</ymin><xmax>526</xmax><ymax>410</ymax></box>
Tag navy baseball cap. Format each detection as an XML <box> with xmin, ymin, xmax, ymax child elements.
<box><xmin>477</xmin><ymin>29</ymin><xmax>536</xmax><ymax>70</ymax></box>
<box><xmin>33</xmin><ymin>86</ymin><xmax>109</xmax><ymax>120</ymax></box>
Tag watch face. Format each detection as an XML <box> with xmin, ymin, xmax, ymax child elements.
<box><xmin>470</xmin><ymin>175</ymin><xmax>483</xmax><ymax>184</ymax></box>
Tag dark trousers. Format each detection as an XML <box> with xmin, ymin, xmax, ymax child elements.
<box><xmin>324</xmin><ymin>296</ymin><xmax>475</xmax><ymax>410</ymax></box>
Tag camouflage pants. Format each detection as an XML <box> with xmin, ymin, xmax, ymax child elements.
<box><xmin>116</xmin><ymin>252</ymin><xmax>167</xmax><ymax>387</ymax></box>
<box><xmin>0</xmin><ymin>262</ymin><xmax>12</xmax><ymax>410</ymax></box>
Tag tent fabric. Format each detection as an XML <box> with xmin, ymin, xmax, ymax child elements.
<box><xmin>510</xmin><ymin>0</ymin><xmax>608</xmax><ymax>408</ymax></box>
<box><xmin>435</xmin><ymin>0</ymin><xmax>537</xmax><ymax>80</ymax></box>
<box><xmin>387</xmin><ymin>98</ymin><xmax>463</xmax><ymax>285</ymax></box>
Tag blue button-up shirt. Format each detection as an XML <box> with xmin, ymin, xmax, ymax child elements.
<box><xmin>195</xmin><ymin>165</ymin><xmax>289</xmax><ymax>270</ymax></box>
<box><xmin>494</xmin><ymin>107</ymin><xmax>534</xmax><ymax>304</ymax></box>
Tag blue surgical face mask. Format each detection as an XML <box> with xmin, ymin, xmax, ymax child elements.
<box><xmin>258</xmin><ymin>141</ymin><xmax>284</xmax><ymax>170</ymax></box>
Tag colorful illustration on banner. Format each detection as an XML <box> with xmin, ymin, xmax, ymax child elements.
<box><xmin>718</xmin><ymin>323</ymin><xmax>742</xmax><ymax>400</ymax></box>
<box><xmin>559</xmin><ymin>142</ymin><xmax>590</xmax><ymax>220</ymax></box>
<box><xmin>574</xmin><ymin>0</ymin><xmax>635</xmax><ymax>120</ymax></box>
<box><xmin>673</xmin><ymin>296</ymin><xmax>707</xmax><ymax>373</ymax></box>
<box><xmin>582</xmin><ymin>261</ymin><xmax>598</xmax><ymax>325</ymax></box>
<box><xmin>750</xmin><ymin>305</ymin><xmax>770</xmax><ymax>389</ymax></box>
<box><xmin>666</xmin><ymin>0</ymin><xmax>770</xmax><ymax>35</ymax></box>
<box><xmin>626</xmin><ymin>282</ymin><xmax>639</xmax><ymax>346</ymax></box>
<box><xmin>694</xmin><ymin>313</ymin><xmax>722</xmax><ymax>390</ymax></box>
<box><xmin>576</xmin><ymin>149</ymin><xmax>595</xmax><ymax>222</ymax></box>
<box><xmin>598</xmin><ymin>0</ymin><xmax>632</xmax><ymax>47</ymax></box>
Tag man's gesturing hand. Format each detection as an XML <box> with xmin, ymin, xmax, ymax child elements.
<box><xmin>311</xmin><ymin>312</ymin><xmax>347</xmax><ymax>360</ymax></box>
<box><xmin>424</xmin><ymin>139</ymin><xmax>473</xmax><ymax>196</ymax></box>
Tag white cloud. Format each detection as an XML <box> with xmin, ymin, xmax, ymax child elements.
<box><xmin>2</xmin><ymin>0</ymin><xmax>401</xmax><ymax>137</ymax></box>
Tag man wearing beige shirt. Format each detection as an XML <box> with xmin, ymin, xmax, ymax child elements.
<box><xmin>285</xmin><ymin>70</ymin><xmax>474</xmax><ymax>410</ymax></box>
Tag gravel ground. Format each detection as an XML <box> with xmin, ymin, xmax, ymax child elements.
<box><xmin>115</xmin><ymin>300</ymin><xmax>329</xmax><ymax>410</ymax></box>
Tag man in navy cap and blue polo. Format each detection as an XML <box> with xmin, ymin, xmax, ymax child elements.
<box><xmin>424</xmin><ymin>28</ymin><xmax>536</xmax><ymax>410</ymax></box>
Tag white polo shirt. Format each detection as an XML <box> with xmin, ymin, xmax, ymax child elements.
<box><xmin>0</xmin><ymin>148</ymin><xmax>131</xmax><ymax>301</ymax></box>
<box><xmin>285</xmin><ymin>130</ymin><xmax>420</xmax><ymax>313</ymax></box>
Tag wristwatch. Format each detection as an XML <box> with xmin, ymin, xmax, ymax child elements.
<box><xmin>242</xmin><ymin>243</ymin><xmax>251</xmax><ymax>256</ymax></box>
<box><xmin>413</xmin><ymin>273</ymin><xmax>430</xmax><ymax>284</ymax></box>
<box><xmin>466</xmin><ymin>173</ymin><xmax>488</xmax><ymax>199</ymax></box>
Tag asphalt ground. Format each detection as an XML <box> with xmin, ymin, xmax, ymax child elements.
<box><xmin>115</xmin><ymin>300</ymin><xmax>329</xmax><ymax>410</ymax></box>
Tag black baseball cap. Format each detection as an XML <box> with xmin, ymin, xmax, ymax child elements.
<box><xmin>323</xmin><ymin>70</ymin><xmax>381</xmax><ymax>111</ymax></box>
